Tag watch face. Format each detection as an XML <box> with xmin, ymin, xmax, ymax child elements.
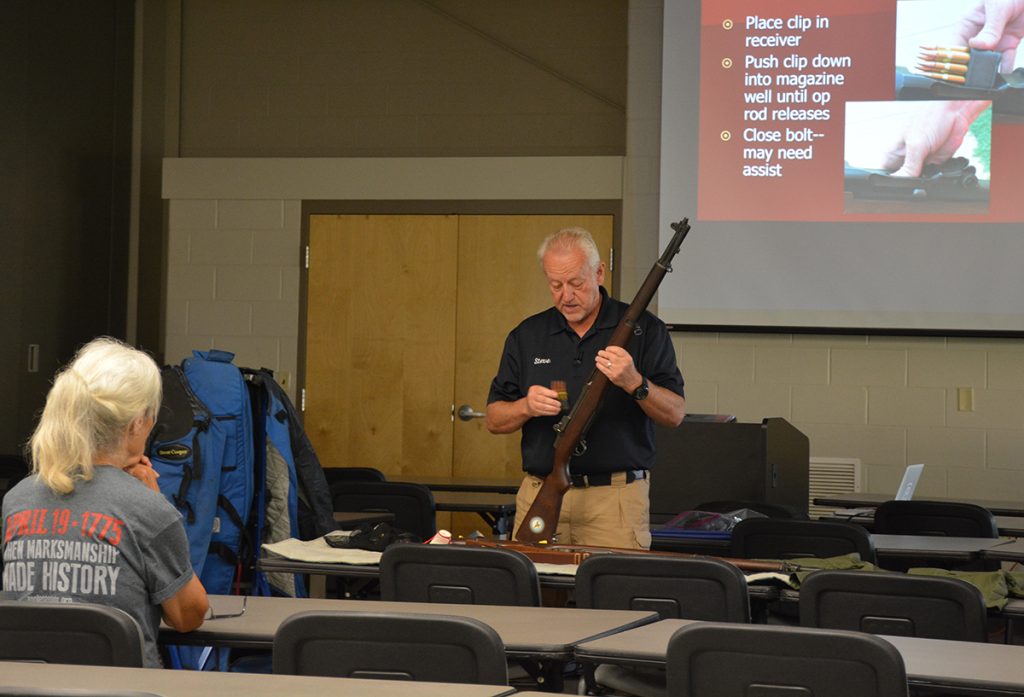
<box><xmin>633</xmin><ymin>380</ymin><xmax>649</xmax><ymax>400</ymax></box>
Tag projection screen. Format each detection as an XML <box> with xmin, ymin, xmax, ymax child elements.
<box><xmin>658</xmin><ymin>0</ymin><xmax>1024</xmax><ymax>334</ymax></box>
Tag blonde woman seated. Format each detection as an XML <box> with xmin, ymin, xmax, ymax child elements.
<box><xmin>1</xmin><ymin>337</ymin><xmax>208</xmax><ymax>667</ymax></box>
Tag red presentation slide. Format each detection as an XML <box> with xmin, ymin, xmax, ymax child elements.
<box><xmin>694</xmin><ymin>0</ymin><xmax>1024</xmax><ymax>222</ymax></box>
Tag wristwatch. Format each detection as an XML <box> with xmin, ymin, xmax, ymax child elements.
<box><xmin>632</xmin><ymin>376</ymin><xmax>649</xmax><ymax>401</ymax></box>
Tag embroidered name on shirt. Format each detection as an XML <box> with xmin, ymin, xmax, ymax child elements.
<box><xmin>533</xmin><ymin>358</ymin><xmax>551</xmax><ymax>364</ymax></box>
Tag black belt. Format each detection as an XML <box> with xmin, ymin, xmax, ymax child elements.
<box><xmin>569</xmin><ymin>469</ymin><xmax>648</xmax><ymax>488</ymax></box>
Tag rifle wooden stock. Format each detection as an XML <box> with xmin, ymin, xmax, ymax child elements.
<box><xmin>459</xmin><ymin>538</ymin><xmax>794</xmax><ymax>574</ymax></box>
<box><xmin>515</xmin><ymin>219</ymin><xmax>690</xmax><ymax>543</ymax></box>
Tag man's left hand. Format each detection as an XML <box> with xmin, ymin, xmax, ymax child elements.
<box><xmin>596</xmin><ymin>346</ymin><xmax>643</xmax><ymax>393</ymax></box>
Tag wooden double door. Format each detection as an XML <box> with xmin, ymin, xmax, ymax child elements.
<box><xmin>304</xmin><ymin>214</ymin><xmax>614</xmax><ymax>492</ymax></box>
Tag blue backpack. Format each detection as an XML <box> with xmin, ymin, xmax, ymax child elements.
<box><xmin>149</xmin><ymin>350</ymin><xmax>335</xmax><ymax>604</ymax></box>
<box><xmin>149</xmin><ymin>350</ymin><xmax>339</xmax><ymax>671</ymax></box>
<box><xmin>149</xmin><ymin>349</ymin><xmax>254</xmax><ymax>596</ymax></box>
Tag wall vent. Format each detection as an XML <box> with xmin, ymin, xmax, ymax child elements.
<box><xmin>808</xmin><ymin>457</ymin><xmax>862</xmax><ymax>519</ymax></box>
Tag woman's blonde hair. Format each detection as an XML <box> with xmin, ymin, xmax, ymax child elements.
<box><xmin>29</xmin><ymin>337</ymin><xmax>161</xmax><ymax>495</ymax></box>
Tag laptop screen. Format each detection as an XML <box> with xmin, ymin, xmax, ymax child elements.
<box><xmin>895</xmin><ymin>464</ymin><xmax>924</xmax><ymax>501</ymax></box>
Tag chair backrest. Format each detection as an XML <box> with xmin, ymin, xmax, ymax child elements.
<box><xmin>873</xmin><ymin>500</ymin><xmax>999</xmax><ymax>571</ymax></box>
<box><xmin>575</xmin><ymin>554</ymin><xmax>749</xmax><ymax>622</ymax></box>
<box><xmin>331</xmin><ymin>481</ymin><xmax>436</xmax><ymax>541</ymax></box>
<box><xmin>666</xmin><ymin>622</ymin><xmax>908</xmax><ymax>697</ymax></box>
<box><xmin>873</xmin><ymin>500</ymin><xmax>998</xmax><ymax>538</ymax></box>
<box><xmin>272</xmin><ymin>610</ymin><xmax>508</xmax><ymax>685</ymax></box>
<box><xmin>799</xmin><ymin>569</ymin><xmax>989</xmax><ymax>642</ymax></box>
<box><xmin>730</xmin><ymin>517</ymin><xmax>876</xmax><ymax>562</ymax></box>
<box><xmin>0</xmin><ymin>601</ymin><xmax>145</xmax><ymax>667</ymax></box>
<box><xmin>323</xmin><ymin>466</ymin><xmax>387</xmax><ymax>485</ymax></box>
<box><xmin>380</xmin><ymin>543</ymin><xmax>540</xmax><ymax>606</ymax></box>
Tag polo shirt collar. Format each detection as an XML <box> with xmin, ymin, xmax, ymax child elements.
<box><xmin>545</xmin><ymin>286</ymin><xmax>620</xmax><ymax>337</ymax></box>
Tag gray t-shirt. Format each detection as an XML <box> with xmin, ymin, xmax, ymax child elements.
<box><xmin>2</xmin><ymin>466</ymin><xmax>195</xmax><ymax>667</ymax></box>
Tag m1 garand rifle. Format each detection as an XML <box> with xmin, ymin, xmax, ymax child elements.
<box><xmin>515</xmin><ymin>218</ymin><xmax>690</xmax><ymax>543</ymax></box>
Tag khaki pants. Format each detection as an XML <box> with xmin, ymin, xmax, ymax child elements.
<box><xmin>513</xmin><ymin>473</ymin><xmax>651</xmax><ymax>549</ymax></box>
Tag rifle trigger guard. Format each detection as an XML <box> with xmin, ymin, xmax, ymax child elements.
<box><xmin>574</xmin><ymin>439</ymin><xmax>587</xmax><ymax>457</ymax></box>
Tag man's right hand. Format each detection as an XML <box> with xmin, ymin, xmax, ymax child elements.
<box><xmin>524</xmin><ymin>384</ymin><xmax>563</xmax><ymax>418</ymax></box>
<box><xmin>485</xmin><ymin>385</ymin><xmax>562</xmax><ymax>434</ymax></box>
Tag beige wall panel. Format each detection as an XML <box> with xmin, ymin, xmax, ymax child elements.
<box><xmin>676</xmin><ymin>381</ymin><xmax>718</xmax><ymax>415</ymax></box>
<box><xmin>946</xmin><ymin>389</ymin><xmax>1024</xmax><ymax>430</ymax></box>
<box><xmin>908</xmin><ymin>349</ymin><xmax>987</xmax><ymax>388</ymax></box>
<box><xmin>987</xmin><ymin>430</ymin><xmax>1024</xmax><ymax>470</ymax></box>
<box><xmin>799</xmin><ymin>423</ymin><xmax>906</xmax><ymax>470</ymax></box>
<box><xmin>831</xmin><ymin>348</ymin><xmax>907</xmax><ymax>387</ymax></box>
<box><xmin>868</xmin><ymin>387</ymin><xmax>946</xmax><ymax>428</ymax></box>
<box><xmin>792</xmin><ymin>385</ymin><xmax>868</xmax><ymax>425</ymax></box>
<box><xmin>988</xmin><ymin>351</ymin><xmax>1024</xmax><ymax>389</ymax></box>
<box><xmin>716</xmin><ymin>383</ymin><xmax>791</xmax><ymax>423</ymax></box>
<box><xmin>754</xmin><ymin>346</ymin><xmax>829</xmax><ymax>385</ymax></box>
<box><xmin>678</xmin><ymin>343</ymin><xmax>755</xmax><ymax>383</ymax></box>
<box><xmin>906</xmin><ymin>427</ymin><xmax>986</xmax><ymax>470</ymax></box>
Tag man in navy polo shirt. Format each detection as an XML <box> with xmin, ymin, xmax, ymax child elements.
<box><xmin>485</xmin><ymin>227</ymin><xmax>685</xmax><ymax>549</ymax></box>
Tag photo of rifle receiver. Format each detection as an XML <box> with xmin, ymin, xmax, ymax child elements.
<box><xmin>515</xmin><ymin>218</ymin><xmax>690</xmax><ymax>543</ymax></box>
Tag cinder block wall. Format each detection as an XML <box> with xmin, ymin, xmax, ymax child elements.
<box><xmin>673</xmin><ymin>333</ymin><xmax>1024</xmax><ymax>498</ymax></box>
<box><xmin>165</xmin><ymin>197</ymin><xmax>301</xmax><ymax>391</ymax></box>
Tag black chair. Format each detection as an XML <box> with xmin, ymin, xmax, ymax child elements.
<box><xmin>575</xmin><ymin>554</ymin><xmax>749</xmax><ymax>621</ymax></box>
<box><xmin>0</xmin><ymin>601</ymin><xmax>145</xmax><ymax>667</ymax></box>
<box><xmin>730</xmin><ymin>517</ymin><xmax>876</xmax><ymax>563</ymax></box>
<box><xmin>666</xmin><ymin>622</ymin><xmax>909</xmax><ymax>697</ymax></box>
<box><xmin>730</xmin><ymin>518</ymin><xmax>876</xmax><ymax>625</ymax></box>
<box><xmin>380</xmin><ymin>543</ymin><xmax>540</xmax><ymax>606</ymax></box>
<box><xmin>272</xmin><ymin>610</ymin><xmax>508</xmax><ymax>685</ymax></box>
<box><xmin>379</xmin><ymin>543</ymin><xmax>546</xmax><ymax>688</ymax></box>
<box><xmin>873</xmin><ymin>500</ymin><xmax>999</xmax><ymax>571</ymax></box>
<box><xmin>322</xmin><ymin>466</ymin><xmax>387</xmax><ymax>486</ymax></box>
<box><xmin>577</xmin><ymin>554</ymin><xmax>750</xmax><ymax>696</ymax></box>
<box><xmin>331</xmin><ymin>480</ymin><xmax>436</xmax><ymax>541</ymax></box>
<box><xmin>874</xmin><ymin>500</ymin><xmax>998</xmax><ymax>537</ymax></box>
<box><xmin>799</xmin><ymin>569</ymin><xmax>989</xmax><ymax>642</ymax></box>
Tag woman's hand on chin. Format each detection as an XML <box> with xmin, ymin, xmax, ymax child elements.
<box><xmin>124</xmin><ymin>455</ymin><xmax>161</xmax><ymax>493</ymax></box>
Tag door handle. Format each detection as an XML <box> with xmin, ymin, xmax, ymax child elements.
<box><xmin>457</xmin><ymin>404</ymin><xmax>486</xmax><ymax>421</ymax></box>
